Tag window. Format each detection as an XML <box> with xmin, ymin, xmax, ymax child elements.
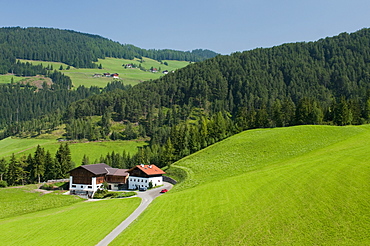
<box><xmin>80</xmin><ymin>186</ymin><xmax>84</xmax><ymax>188</ymax></box>
<box><xmin>72</xmin><ymin>185</ymin><xmax>76</xmax><ymax>188</ymax></box>
<box><xmin>87</xmin><ymin>186</ymin><xmax>92</xmax><ymax>189</ymax></box>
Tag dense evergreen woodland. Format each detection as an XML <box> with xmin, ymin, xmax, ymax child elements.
<box><xmin>0</xmin><ymin>27</ymin><xmax>217</xmax><ymax>71</ymax></box>
<box><xmin>2</xmin><ymin>28</ymin><xmax>370</xmax><ymax>185</ymax></box>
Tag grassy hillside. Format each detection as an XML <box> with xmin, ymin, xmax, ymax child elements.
<box><xmin>0</xmin><ymin>137</ymin><xmax>146</xmax><ymax>165</ymax></box>
<box><xmin>111</xmin><ymin>125</ymin><xmax>370</xmax><ymax>245</ymax></box>
<box><xmin>0</xmin><ymin>185</ymin><xmax>82</xmax><ymax>220</ymax></box>
<box><xmin>0</xmin><ymin>188</ymin><xmax>140</xmax><ymax>246</ymax></box>
<box><xmin>14</xmin><ymin>57</ymin><xmax>189</xmax><ymax>87</ymax></box>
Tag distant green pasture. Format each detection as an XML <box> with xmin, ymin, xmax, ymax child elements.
<box><xmin>111</xmin><ymin>125</ymin><xmax>370</xmax><ymax>245</ymax></box>
<box><xmin>0</xmin><ymin>137</ymin><xmax>146</xmax><ymax>165</ymax></box>
<box><xmin>0</xmin><ymin>75</ymin><xmax>25</xmax><ymax>84</ymax></box>
<box><xmin>17</xmin><ymin>57</ymin><xmax>190</xmax><ymax>87</ymax></box>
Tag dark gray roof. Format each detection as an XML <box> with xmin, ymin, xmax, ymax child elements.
<box><xmin>79</xmin><ymin>163</ymin><xmax>111</xmax><ymax>175</ymax></box>
<box><xmin>106</xmin><ymin>168</ymin><xmax>129</xmax><ymax>176</ymax></box>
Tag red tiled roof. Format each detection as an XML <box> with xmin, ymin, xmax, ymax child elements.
<box><xmin>131</xmin><ymin>164</ymin><xmax>165</xmax><ymax>176</ymax></box>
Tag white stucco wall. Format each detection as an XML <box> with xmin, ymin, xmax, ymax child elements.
<box><xmin>69</xmin><ymin>176</ymin><xmax>102</xmax><ymax>192</ymax></box>
<box><xmin>128</xmin><ymin>176</ymin><xmax>163</xmax><ymax>190</ymax></box>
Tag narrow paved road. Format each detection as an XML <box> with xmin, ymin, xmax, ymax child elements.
<box><xmin>96</xmin><ymin>182</ymin><xmax>173</xmax><ymax>246</ymax></box>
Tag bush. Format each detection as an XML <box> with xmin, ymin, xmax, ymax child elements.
<box><xmin>0</xmin><ymin>180</ymin><xmax>7</xmax><ymax>188</ymax></box>
<box><xmin>40</xmin><ymin>183</ymin><xmax>54</xmax><ymax>190</ymax></box>
<box><xmin>117</xmin><ymin>192</ymin><xmax>137</xmax><ymax>198</ymax></box>
<box><xmin>93</xmin><ymin>190</ymin><xmax>137</xmax><ymax>199</ymax></box>
<box><xmin>93</xmin><ymin>189</ymin><xmax>108</xmax><ymax>199</ymax></box>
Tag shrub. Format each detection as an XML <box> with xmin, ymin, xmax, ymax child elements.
<box><xmin>117</xmin><ymin>192</ymin><xmax>137</xmax><ymax>198</ymax></box>
<box><xmin>93</xmin><ymin>189</ymin><xmax>108</xmax><ymax>199</ymax></box>
<box><xmin>40</xmin><ymin>183</ymin><xmax>54</xmax><ymax>190</ymax></box>
<box><xmin>0</xmin><ymin>180</ymin><xmax>7</xmax><ymax>188</ymax></box>
<box><xmin>93</xmin><ymin>190</ymin><xmax>136</xmax><ymax>199</ymax></box>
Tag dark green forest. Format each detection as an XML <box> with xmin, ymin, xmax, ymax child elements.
<box><xmin>2</xmin><ymin>27</ymin><xmax>370</xmax><ymax>185</ymax></box>
<box><xmin>0</xmin><ymin>27</ymin><xmax>218</xmax><ymax>71</ymax></box>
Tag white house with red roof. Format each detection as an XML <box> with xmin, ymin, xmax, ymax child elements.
<box><xmin>127</xmin><ymin>164</ymin><xmax>166</xmax><ymax>190</ymax></box>
<box><xmin>69</xmin><ymin>163</ymin><xmax>129</xmax><ymax>198</ymax></box>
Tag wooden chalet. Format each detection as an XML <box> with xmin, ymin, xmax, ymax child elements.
<box><xmin>69</xmin><ymin>163</ymin><xmax>129</xmax><ymax>198</ymax></box>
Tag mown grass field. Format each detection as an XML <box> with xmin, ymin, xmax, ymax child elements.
<box><xmin>111</xmin><ymin>125</ymin><xmax>370</xmax><ymax>245</ymax></box>
<box><xmin>15</xmin><ymin>57</ymin><xmax>189</xmax><ymax>87</ymax></box>
<box><xmin>0</xmin><ymin>137</ymin><xmax>146</xmax><ymax>165</ymax></box>
<box><xmin>0</xmin><ymin>190</ymin><xmax>141</xmax><ymax>246</ymax></box>
<box><xmin>0</xmin><ymin>185</ymin><xmax>82</xmax><ymax>220</ymax></box>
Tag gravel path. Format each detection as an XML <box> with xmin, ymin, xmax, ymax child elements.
<box><xmin>96</xmin><ymin>182</ymin><xmax>173</xmax><ymax>246</ymax></box>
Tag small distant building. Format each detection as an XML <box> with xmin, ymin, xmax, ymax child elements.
<box><xmin>127</xmin><ymin>164</ymin><xmax>165</xmax><ymax>190</ymax></box>
<box><xmin>93</xmin><ymin>74</ymin><xmax>101</xmax><ymax>78</ymax></box>
<box><xmin>162</xmin><ymin>70</ymin><xmax>169</xmax><ymax>74</ymax></box>
<box><xmin>103</xmin><ymin>73</ymin><xmax>111</xmax><ymax>77</ymax></box>
<box><xmin>69</xmin><ymin>163</ymin><xmax>129</xmax><ymax>198</ymax></box>
<box><xmin>111</xmin><ymin>73</ymin><xmax>119</xmax><ymax>79</ymax></box>
<box><xmin>150</xmin><ymin>68</ymin><xmax>158</xmax><ymax>73</ymax></box>
<box><xmin>125</xmin><ymin>64</ymin><xmax>133</xmax><ymax>68</ymax></box>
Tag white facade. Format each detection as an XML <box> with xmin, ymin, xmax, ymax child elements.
<box><xmin>128</xmin><ymin>176</ymin><xmax>163</xmax><ymax>190</ymax></box>
<box><xmin>69</xmin><ymin>176</ymin><xmax>103</xmax><ymax>196</ymax></box>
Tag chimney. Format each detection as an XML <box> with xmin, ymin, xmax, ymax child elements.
<box><xmin>148</xmin><ymin>165</ymin><xmax>152</xmax><ymax>169</ymax></box>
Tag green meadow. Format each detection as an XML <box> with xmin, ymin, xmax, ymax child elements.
<box><xmin>0</xmin><ymin>189</ymin><xmax>141</xmax><ymax>246</ymax></box>
<box><xmin>111</xmin><ymin>125</ymin><xmax>370</xmax><ymax>245</ymax></box>
<box><xmin>0</xmin><ymin>75</ymin><xmax>24</xmax><ymax>84</ymax></box>
<box><xmin>0</xmin><ymin>137</ymin><xmax>146</xmax><ymax>165</ymax></box>
<box><xmin>15</xmin><ymin>57</ymin><xmax>189</xmax><ymax>87</ymax></box>
<box><xmin>0</xmin><ymin>186</ymin><xmax>82</xmax><ymax>220</ymax></box>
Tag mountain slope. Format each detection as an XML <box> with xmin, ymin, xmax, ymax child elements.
<box><xmin>0</xmin><ymin>27</ymin><xmax>217</xmax><ymax>71</ymax></box>
<box><xmin>111</xmin><ymin>124</ymin><xmax>370</xmax><ymax>245</ymax></box>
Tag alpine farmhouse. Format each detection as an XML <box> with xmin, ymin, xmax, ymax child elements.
<box><xmin>69</xmin><ymin>163</ymin><xmax>165</xmax><ymax>197</ymax></box>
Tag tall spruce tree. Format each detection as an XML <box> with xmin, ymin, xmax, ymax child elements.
<box><xmin>0</xmin><ymin>158</ymin><xmax>7</xmax><ymax>181</ymax></box>
<box><xmin>31</xmin><ymin>145</ymin><xmax>46</xmax><ymax>183</ymax></box>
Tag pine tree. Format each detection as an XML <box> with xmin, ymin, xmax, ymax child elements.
<box><xmin>44</xmin><ymin>150</ymin><xmax>57</xmax><ymax>181</ymax></box>
<box><xmin>0</xmin><ymin>158</ymin><xmax>7</xmax><ymax>181</ymax></box>
<box><xmin>31</xmin><ymin>145</ymin><xmax>46</xmax><ymax>183</ymax></box>
<box><xmin>82</xmin><ymin>154</ymin><xmax>90</xmax><ymax>165</ymax></box>
<box><xmin>56</xmin><ymin>143</ymin><xmax>73</xmax><ymax>178</ymax></box>
<box><xmin>6</xmin><ymin>154</ymin><xmax>22</xmax><ymax>186</ymax></box>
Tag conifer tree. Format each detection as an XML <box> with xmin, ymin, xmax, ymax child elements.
<box><xmin>0</xmin><ymin>158</ymin><xmax>7</xmax><ymax>181</ymax></box>
<box><xmin>31</xmin><ymin>145</ymin><xmax>46</xmax><ymax>183</ymax></box>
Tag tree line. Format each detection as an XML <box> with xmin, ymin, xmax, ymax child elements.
<box><xmin>3</xmin><ymin>28</ymin><xmax>370</xmax><ymax>186</ymax></box>
<box><xmin>0</xmin><ymin>143</ymin><xmax>73</xmax><ymax>186</ymax></box>
<box><xmin>0</xmin><ymin>27</ymin><xmax>218</xmax><ymax>72</ymax></box>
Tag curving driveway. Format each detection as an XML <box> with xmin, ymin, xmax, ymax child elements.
<box><xmin>96</xmin><ymin>182</ymin><xmax>173</xmax><ymax>246</ymax></box>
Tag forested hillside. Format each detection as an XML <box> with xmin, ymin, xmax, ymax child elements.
<box><xmin>2</xmin><ymin>28</ymin><xmax>370</xmax><ymax>185</ymax></box>
<box><xmin>68</xmin><ymin>28</ymin><xmax>370</xmax><ymax>126</ymax></box>
<box><xmin>50</xmin><ymin>28</ymin><xmax>370</xmax><ymax>170</ymax></box>
<box><xmin>0</xmin><ymin>27</ymin><xmax>217</xmax><ymax>71</ymax></box>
